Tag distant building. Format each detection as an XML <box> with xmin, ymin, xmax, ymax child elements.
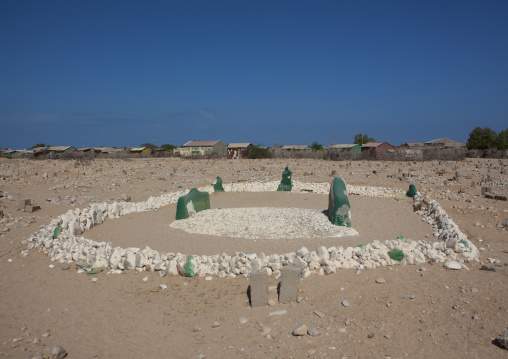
<box><xmin>177</xmin><ymin>140</ymin><xmax>227</xmax><ymax>157</ymax></box>
<box><xmin>424</xmin><ymin>138</ymin><xmax>465</xmax><ymax>148</ymax></box>
<box><xmin>361</xmin><ymin>142</ymin><xmax>394</xmax><ymax>160</ymax></box>
<box><xmin>279</xmin><ymin>145</ymin><xmax>311</xmax><ymax>151</ymax></box>
<box><xmin>328</xmin><ymin>144</ymin><xmax>361</xmax><ymax>159</ymax></box>
<box><xmin>227</xmin><ymin>143</ymin><xmax>252</xmax><ymax>159</ymax></box>
<box><xmin>128</xmin><ymin>147</ymin><xmax>152</xmax><ymax>156</ymax></box>
<box><xmin>402</xmin><ymin>142</ymin><xmax>425</xmax><ymax>149</ymax></box>
<box><xmin>33</xmin><ymin>146</ymin><xmax>76</xmax><ymax>159</ymax></box>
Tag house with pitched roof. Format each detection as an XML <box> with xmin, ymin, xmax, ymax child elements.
<box><xmin>227</xmin><ymin>143</ymin><xmax>252</xmax><ymax>159</ymax></box>
<box><xmin>177</xmin><ymin>140</ymin><xmax>226</xmax><ymax>157</ymax></box>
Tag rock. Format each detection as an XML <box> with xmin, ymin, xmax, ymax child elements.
<box><xmin>341</xmin><ymin>300</ymin><xmax>350</xmax><ymax>307</ymax></box>
<box><xmin>51</xmin><ymin>345</ymin><xmax>67</xmax><ymax>359</ymax></box>
<box><xmin>481</xmin><ymin>262</ymin><xmax>508</xmax><ymax>273</ymax></box>
<box><xmin>328</xmin><ymin>177</ymin><xmax>351</xmax><ymax>227</ymax></box>
<box><xmin>313</xmin><ymin>311</ymin><xmax>325</xmax><ymax>318</ymax></box>
<box><xmin>496</xmin><ymin>330</ymin><xmax>508</xmax><ymax>349</ymax></box>
<box><xmin>296</xmin><ymin>296</ymin><xmax>304</xmax><ymax>303</ymax></box>
<box><xmin>238</xmin><ymin>317</ymin><xmax>248</xmax><ymax>324</ymax></box>
<box><xmin>193</xmin><ymin>326</ymin><xmax>201</xmax><ymax>332</ymax></box>
<box><xmin>368</xmin><ymin>333</ymin><xmax>375</xmax><ymax>338</ymax></box>
<box><xmin>159</xmin><ymin>284</ymin><xmax>167</xmax><ymax>290</ymax></box>
<box><xmin>292</xmin><ymin>324</ymin><xmax>307</xmax><ymax>336</ymax></box>
<box><xmin>120</xmin><ymin>194</ymin><xmax>131</xmax><ymax>202</ymax></box>
<box><xmin>410</xmin><ymin>294</ymin><xmax>416</xmax><ymax>299</ymax></box>
<box><xmin>375</xmin><ymin>277</ymin><xmax>386</xmax><ymax>284</ymax></box>
<box><xmin>212</xmin><ymin>321</ymin><xmax>220</xmax><ymax>328</ymax></box>
<box><xmin>60</xmin><ymin>264</ymin><xmax>70</xmax><ymax>270</ymax></box>
<box><xmin>269</xmin><ymin>309</ymin><xmax>287</xmax><ymax>316</ymax></box>
<box><xmin>307</xmin><ymin>327</ymin><xmax>320</xmax><ymax>336</ymax></box>
<box><xmin>444</xmin><ymin>261</ymin><xmax>462</xmax><ymax>270</ymax></box>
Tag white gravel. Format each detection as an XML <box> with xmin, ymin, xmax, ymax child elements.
<box><xmin>169</xmin><ymin>207</ymin><xmax>359</xmax><ymax>239</ymax></box>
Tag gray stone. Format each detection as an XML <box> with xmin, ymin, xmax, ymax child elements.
<box><xmin>341</xmin><ymin>299</ymin><xmax>350</xmax><ymax>307</ymax></box>
<box><xmin>59</xmin><ymin>264</ymin><xmax>70</xmax><ymax>270</ymax></box>
<box><xmin>278</xmin><ymin>265</ymin><xmax>301</xmax><ymax>303</ymax></box>
<box><xmin>307</xmin><ymin>327</ymin><xmax>320</xmax><ymax>336</ymax></box>
<box><xmin>250</xmin><ymin>269</ymin><xmax>268</xmax><ymax>307</ymax></box>
<box><xmin>496</xmin><ymin>330</ymin><xmax>508</xmax><ymax>349</ymax></box>
<box><xmin>482</xmin><ymin>187</ymin><xmax>491</xmax><ymax>195</ymax></box>
<box><xmin>481</xmin><ymin>262</ymin><xmax>508</xmax><ymax>273</ymax></box>
<box><xmin>212</xmin><ymin>321</ymin><xmax>220</xmax><ymax>328</ymax></box>
<box><xmin>26</xmin><ymin>204</ymin><xmax>40</xmax><ymax>213</ymax></box>
<box><xmin>495</xmin><ymin>194</ymin><xmax>507</xmax><ymax>201</ymax></box>
<box><xmin>238</xmin><ymin>317</ymin><xmax>248</xmax><ymax>324</ymax></box>
<box><xmin>19</xmin><ymin>199</ymin><xmax>30</xmax><ymax>209</ymax></box>
<box><xmin>51</xmin><ymin>345</ymin><xmax>67</xmax><ymax>359</ymax></box>
<box><xmin>313</xmin><ymin>311</ymin><xmax>325</xmax><ymax>318</ymax></box>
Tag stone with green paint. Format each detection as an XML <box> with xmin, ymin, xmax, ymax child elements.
<box><xmin>459</xmin><ymin>240</ymin><xmax>469</xmax><ymax>248</ymax></box>
<box><xmin>388</xmin><ymin>249</ymin><xmax>404</xmax><ymax>261</ymax></box>
<box><xmin>183</xmin><ymin>255</ymin><xmax>196</xmax><ymax>277</ymax></box>
<box><xmin>328</xmin><ymin>177</ymin><xmax>351</xmax><ymax>227</ymax></box>
<box><xmin>175</xmin><ymin>188</ymin><xmax>210</xmax><ymax>220</ymax></box>
<box><xmin>397</xmin><ymin>235</ymin><xmax>405</xmax><ymax>240</ymax></box>
<box><xmin>53</xmin><ymin>226</ymin><xmax>62</xmax><ymax>239</ymax></box>
<box><xmin>277</xmin><ymin>166</ymin><xmax>293</xmax><ymax>191</ymax></box>
<box><xmin>213</xmin><ymin>176</ymin><xmax>225</xmax><ymax>192</ymax></box>
<box><xmin>406</xmin><ymin>184</ymin><xmax>417</xmax><ymax>198</ymax></box>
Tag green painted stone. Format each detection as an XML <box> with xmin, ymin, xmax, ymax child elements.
<box><xmin>183</xmin><ymin>255</ymin><xmax>196</xmax><ymax>277</ymax></box>
<box><xmin>388</xmin><ymin>249</ymin><xmax>404</xmax><ymax>261</ymax></box>
<box><xmin>53</xmin><ymin>226</ymin><xmax>62</xmax><ymax>239</ymax></box>
<box><xmin>459</xmin><ymin>240</ymin><xmax>469</xmax><ymax>248</ymax></box>
<box><xmin>358</xmin><ymin>244</ymin><xmax>365</xmax><ymax>250</ymax></box>
<box><xmin>397</xmin><ymin>235</ymin><xmax>405</xmax><ymax>240</ymax></box>
<box><xmin>213</xmin><ymin>176</ymin><xmax>225</xmax><ymax>192</ymax></box>
<box><xmin>277</xmin><ymin>166</ymin><xmax>293</xmax><ymax>191</ymax></box>
<box><xmin>406</xmin><ymin>184</ymin><xmax>417</xmax><ymax>198</ymax></box>
<box><xmin>175</xmin><ymin>188</ymin><xmax>210</xmax><ymax>220</ymax></box>
<box><xmin>328</xmin><ymin>177</ymin><xmax>351</xmax><ymax>227</ymax></box>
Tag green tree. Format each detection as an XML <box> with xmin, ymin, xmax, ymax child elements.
<box><xmin>496</xmin><ymin>128</ymin><xmax>508</xmax><ymax>150</ymax></box>
<box><xmin>161</xmin><ymin>144</ymin><xmax>177</xmax><ymax>150</ymax></box>
<box><xmin>140</xmin><ymin>143</ymin><xmax>159</xmax><ymax>150</ymax></box>
<box><xmin>310</xmin><ymin>141</ymin><xmax>324</xmax><ymax>151</ymax></box>
<box><xmin>247</xmin><ymin>144</ymin><xmax>273</xmax><ymax>159</ymax></box>
<box><xmin>353</xmin><ymin>133</ymin><xmax>375</xmax><ymax>145</ymax></box>
<box><xmin>467</xmin><ymin>127</ymin><xmax>497</xmax><ymax>150</ymax></box>
<box><xmin>29</xmin><ymin>143</ymin><xmax>48</xmax><ymax>149</ymax></box>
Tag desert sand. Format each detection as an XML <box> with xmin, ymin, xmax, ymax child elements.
<box><xmin>0</xmin><ymin>157</ymin><xmax>507</xmax><ymax>358</ymax></box>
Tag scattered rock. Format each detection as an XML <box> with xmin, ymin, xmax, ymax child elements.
<box><xmin>368</xmin><ymin>333</ymin><xmax>375</xmax><ymax>338</ymax></box>
<box><xmin>496</xmin><ymin>329</ymin><xmax>508</xmax><ymax>349</ymax></box>
<box><xmin>212</xmin><ymin>321</ymin><xmax>220</xmax><ymax>328</ymax></box>
<box><xmin>292</xmin><ymin>324</ymin><xmax>307</xmax><ymax>336</ymax></box>
<box><xmin>444</xmin><ymin>261</ymin><xmax>462</xmax><ymax>270</ymax></box>
<box><xmin>193</xmin><ymin>326</ymin><xmax>201</xmax><ymax>332</ymax></box>
<box><xmin>238</xmin><ymin>317</ymin><xmax>248</xmax><ymax>324</ymax></box>
<box><xmin>159</xmin><ymin>284</ymin><xmax>167</xmax><ymax>290</ymax></box>
<box><xmin>307</xmin><ymin>327</ymin><xmax>320</xmax><ymax>336</ymax></box>
<box><xmin>51</xmin><ymin>345</ymin><xmax>67</xmax><ymax>359</ymax></box>
<box><xmin>341</xmin><ymin>300</ymin><xmax>350</xmax><ymax>307</ymax></box>
<box><xmin>59</xmin><ymin>264</ymin><xmax>70</xmax><ymax>270</ymax></box>
<box><xmin>375</xmin><ymin>277</ymin><xmax>386</xmax><ymax>284</ymax></box>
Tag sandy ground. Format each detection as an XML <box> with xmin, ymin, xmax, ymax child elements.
<box><xmin>0</xmin><ymin>157</ymin><xmax>507</xmax><ymax>359</ymax></box>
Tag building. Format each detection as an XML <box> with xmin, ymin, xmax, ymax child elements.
<box><xmin>424</xmin><ymin>138</ymin><xmax>465</xmax><ymax>148</ymax></box>
<box><xmin>177</xmin><ymin>141</ymin><xmax>227</xmax><ymax>157</ymax></box>
<box><xmin>128</xmin><ymin>147</ymin><xmax>152</xmax><ymax>156</ymax></box>
<box><xmin>279</xmin><ymin>145</ymin><xmax>311</xmax><ymax>151</ymax></box>
<box><xmin>227</xmin><ymin>143</ymin><xmax>252</xmax><ymax>159</ymax></box>
<box><xmin>33</xmin><ymin>146</ymin><xmax>77</xmax><ymax>159</ymax></box>
<box><xmin>361</xmin><ymin>142</ymin><xmax>395</xmax><ymax>160</ymax></box>
<box><xmin>402</xmin><ymin>142</ymin><xmax>425</xmax><ymax>149</ymax></box>
<box><xmin>327</xmin><ymin>144</ymin><xmax>361</xmax><ymax>159</ymax></box>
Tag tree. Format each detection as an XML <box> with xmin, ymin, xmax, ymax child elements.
<box><xmin>496</xmin><ymin>128</ymin><xmax>508</xmax><ymax>151</ymax></box>
<box><xmin>310</xmin><ymin>141</ymin><xmax>324</xmax><ymax>151</ymax></box>
<box><xmin>353</xmin><ymin>133</ymin><xmax>375</xmax><ymax>145</ymax></box>
<box><xmin>467</xmin><ymin>127</ymin><xmax>497</xmax><ymax>150</ymax></box>
<box><xmin>247</xmin><ymin>144</ymin><xmax>273</xmax><ymax>159</ymax></box>
<box><xmin>140</xmin><ymin>143</ymin><xmax>159</xmax><ymax>150</ymax></box>
<box><xmin>161</xmin><ymin>144</ymin><xmax>177</xmax><ymax>150</ymax></box>
<box><xmin>29</xmin><ymin>143</ymin><xmax>48</xmax><ymax>149</ymax></box>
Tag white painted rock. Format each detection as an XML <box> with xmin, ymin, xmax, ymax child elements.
<box><xmin>444</xmin><ymin>261</ymin><xmax>462</xmax><ymax>270</ymax></box>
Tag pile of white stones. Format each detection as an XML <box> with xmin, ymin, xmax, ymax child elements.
<box><xmin>23</xmin><ymin>181</ymin><xmax>479</xmax><ymax>278</ymax></box>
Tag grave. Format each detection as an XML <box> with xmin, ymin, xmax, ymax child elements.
<box><xmin>277</xmin><ymin>166</ymin><xmax>292</xmax><ymax>191</ymax></box>
<box><xmin>328</xmin><ymin>177</ymin><xmax>351</xmax><ymax>227</ymax></box>
<box><xmin>213</xmin><ymin>176</ymin><xmax>225</xmax><ymax>192</ymax></box>
<box><xmin>175</xmin><ymin>188</ymin><xmax>210</xmax><ymax>220</ymax></box>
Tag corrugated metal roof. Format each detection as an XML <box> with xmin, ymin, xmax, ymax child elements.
<box><xmin>329</xmin><ymin>144</ymin><xmax>359</xmax><ymax>149</ymax></box>
<box><xmin>227</xmin><ymin>143</ymin><xmax>251</xmax><ymax>148</ymax></box>
<box><xmin>361</xmin><ymin>142</ymin><xmax>385</xmax><ymax>148</ymax></box>
<box><xmin>48</xmin><ymin>146</ymin><xmax>74</xmax><ymax>151</ymax></box>
<box><xmin>129</xmin><ymin>147</ymin><xmax>147</xmax><ymax>151</ymax></box>
<box><xmin>182</xmin><ymin>140</ymin><xmax>219</xmax><ymax>147</ymax></box>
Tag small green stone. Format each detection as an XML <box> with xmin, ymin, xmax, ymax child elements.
<box><xmin>183</xmin><ymin>255</ymin><xmax>196</xmax><ymax>277</ymax></box>
<box><xmin>397</xmin><ymin>235</ymin><xmax>405</xmax><ymax>240</ymax></box>
<box><xmin>459</xmin><ymin>240</ymin><xmax>469</xmax><ymax>248</ymax></box>
<box><xmin>406</xmin><ymin>184</ymin><xmax>417</xmax><ymax>198</ymax></box>
<box><xmin>53</xmin><ymin>226</ymin><xmax>62</xmax><ymax>239</ymax></box>
<box><xmin>213</xmin><ymin>176</ymin><xmax>225</xmax><ymax>192</ymax></box>
<box><xmin>277</xmin><ymin>166</ymin><xmax>293</xmax><ymax>191</ymax></box>
<box><xmin>388</xmin><ymin>249</ymin><xmax>404</xmax><ymax>261</ymax></box>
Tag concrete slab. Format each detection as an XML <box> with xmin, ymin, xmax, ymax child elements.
<box><xmin>250</xmin><ymin>269</ymin><xmax>268</xmax><ymax>307</ymax></box>
<box><xmin>279</xmin><ymin>265</ymin><xmax>302</xmax><ymax>303</ymax></box>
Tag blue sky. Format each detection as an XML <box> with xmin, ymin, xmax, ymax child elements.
<box><xmin>1</xmin><ymin>0</ymin><xmax>507</xmax><ymax>149</ymax></box>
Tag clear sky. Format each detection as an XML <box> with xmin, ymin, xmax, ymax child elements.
<box><xmin>1</xmin><ymin>0</ymin><xmax>507</xmax><ymax>149</ymax></box>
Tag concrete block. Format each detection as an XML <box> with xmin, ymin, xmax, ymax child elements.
<box><xmin>249</xmin><ymin>269</ymin><xmax>268</xmax><ymax>307</ymax></box>
<box><xmin>26</xmin><ymin>204</ymin><xmax>40</xmax><ymax>213</ymax></box>
<box><xmin>484</xmin><ymin>192</ymin><xmax>495</xmax><ymax>199</ymax></box>
<box><xmin>19</xmin><ymin>199</ymin><xmax>30</xmax><ymax>209</ymax></box>
<box><xmin>278</xmin><ymin>265</ymin><xmax>302</xmax><ymax>303</ymax></box>
<box><xmin>495</xmin><ymin>194</ymin><xmax>507</xmax><ymax>201</ymax></box>
<box><xmin>482</xmin><ymin>187</ymin><xmax>491</xmax><ymax>195</ymax></box>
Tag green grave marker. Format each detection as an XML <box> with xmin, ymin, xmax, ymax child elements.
<box><xmin>175</xmin><ymin>188</ymin><xmax>210</xmax><ymax>220</ymax></box>
<box><xmin>277</xmin><ymin>166</ymin><xmax>293</xmax><ymax>191</ymax></box>
<box><xmin>328</xmin><ymin>177</ymin><xmax>351</xmax><ymax>227</ymax></box>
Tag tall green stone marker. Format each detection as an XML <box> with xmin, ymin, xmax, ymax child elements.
<box><xmin>213</xmin><ymin>176</ymin><xmax>225</xmax><ymax>192</ymax></box>
<box><xmin>406</xmin><ymin>184</ymin><xmax>417</xmax><ymax>198</ymax></box>
<box><xmin>328</xmin><ymin>177</ymin><xmax>351</xmax><ymax>227</ymax></box>
<box><xmin>277</xmin><ymin>166</ymin><xmax>293</xmax><ymax>191</ymax></box>
<box><xmin>175</xmin><ymin>188</ymin><xmax>210</xmax><ymax>220</ymax></box>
